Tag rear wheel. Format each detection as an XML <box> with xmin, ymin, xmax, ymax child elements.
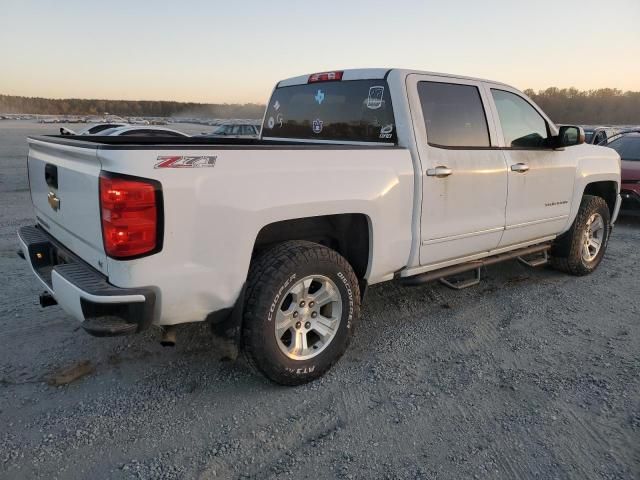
<box><xmin>550</xmin><ymin>195</ymin><xmax>610</xmax><ymax>276</ymax></box>
<box><xmin>242</xmin><ymin>241</ymin><xmax>360</xmax><ymax>385</ymax></box>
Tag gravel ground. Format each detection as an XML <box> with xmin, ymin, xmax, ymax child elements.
<box><xmin>0</xmin><ymin>120</ymin><xmax>639</xmax><ymax>480</ymax></box>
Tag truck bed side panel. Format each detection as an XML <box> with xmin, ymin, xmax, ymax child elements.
<box><xmin>98</xmin><ymin>147</ymin><xmax>414</xmax><ymax>325</ymax></box>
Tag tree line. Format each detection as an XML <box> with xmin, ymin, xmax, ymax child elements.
<box><xmin>0</xmin><ymin>94</ymin><xmax>265</xmax><ymax>119</ymax></box>
<box><xmin>2</xmin><ymin>88</ymin><xmax>640</xmax><ymax>124</ymax></box>
<box><xmin>523</xmin><ymin>88</ymin><xmax>640</xmax><ymax>125</ymax></box>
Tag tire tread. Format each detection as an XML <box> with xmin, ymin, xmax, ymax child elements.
<box><xmin>550</xmin><ymin>195</ymin><xmax>610</xmax><ymax>276</ymax></box>
<box><xmin>242</xmin><ymin>240</ymin><xmax>360</xmax><ymax>385</ymax></box>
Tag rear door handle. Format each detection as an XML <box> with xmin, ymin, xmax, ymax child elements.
<box><xmin>511</xmin><ymin>163</ymin><xmax>530</xmax><ymax>173</ymax></box>
<box><xmin>426</xmin><ymin>166</ymin><xmax>453</xmax><ymax>178</ymax></box>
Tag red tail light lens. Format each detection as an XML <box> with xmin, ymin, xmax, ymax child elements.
<box><xmin>308</xmin><ymin>71</ymin><xmax>343</xmax><ymax>83</ymax></box>
<box><xmin>99</xmin><ymin>173</ymin><xmax>161</xmax><ymax>259</ymax></box>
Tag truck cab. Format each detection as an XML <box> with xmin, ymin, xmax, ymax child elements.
<box><xmin>262</xmin><ymin>69</ymin><xmax>620</xmax><ymax>272</ymax></box>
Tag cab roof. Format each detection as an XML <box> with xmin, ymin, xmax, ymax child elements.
<box><xmin>277</xmin><ymin>68</ymin><xmax>512</xmax><ymax>88</ymax></box>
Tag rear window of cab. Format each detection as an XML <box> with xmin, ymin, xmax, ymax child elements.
<box><xmin>262</xmin><ymin>80</ymin><xmax>397</xmax><ymax>144</ymax></box>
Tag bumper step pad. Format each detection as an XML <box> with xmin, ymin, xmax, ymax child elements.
<box><xmin>81</xmin><ymin>316</ymin><xmax>139</xmax><ymax>336</ymax></box>
<box><xmin>18</xmin><ymin>225</ymin><xmax>156</xmax><ymax>337</ymax></box>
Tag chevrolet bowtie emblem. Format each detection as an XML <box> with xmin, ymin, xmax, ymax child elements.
<box><xmin>47</xmin><ymin>191</ymin><xmax>60</xmax><ymax>211</ymax></box>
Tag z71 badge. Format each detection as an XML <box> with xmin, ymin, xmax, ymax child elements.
<box><xmin>155</xmin><ymin>156</ymin><xmax>217</xmax><ymax>169</ymax></box>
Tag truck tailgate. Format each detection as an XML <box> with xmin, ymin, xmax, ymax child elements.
<box><xmin>27</xmin><ymin>138</ymin><xmax>107</xmax><ymax>275</ymax></box>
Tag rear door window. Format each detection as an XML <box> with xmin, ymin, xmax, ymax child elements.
<box><xmin>417</xmin><ymin>82</ymin><xmax>490</xmax><ymax>148</ymax></box>
<box><xmin>263</xmin><ymin>79</ymin><xmax>397</xmax><ymax>144</ymax></box>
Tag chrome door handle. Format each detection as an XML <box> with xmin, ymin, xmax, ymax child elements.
<box><xmin>426</xmin><ymin>166</ymin><xmax>453</xmax><ymax>178</ymax></box>
<box><xmin>511</xmin><ymin>163</ymin><xmax>530</xmax><ymax>173</ymax></box>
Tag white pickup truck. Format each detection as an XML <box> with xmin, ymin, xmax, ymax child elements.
<box><xmin>19</xmin><ymin>68</ymin><xmax>621</xmax><ymax>385</ymax></box>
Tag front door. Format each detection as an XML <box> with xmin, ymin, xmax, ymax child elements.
<box><xmin>407</xmin><ymin>75</ymin><xmax>508</xmax><ymax>267</ymax></box>
<box><xmin>485</xmin><ymin>87</ymin><xmax>577</xmax><ymax>248</ymax></box>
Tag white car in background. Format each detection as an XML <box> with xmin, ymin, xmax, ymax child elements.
<box><xmin>99</xmin><ymin>126</ymin><xmax>189</xmax><ymax>137</ymax></box>
<box><xmin>199</xmin><ymin>123</ymin><xmax>260</xmax><ymax>138</ymax></box>
<box><xmin>60</xmin><ymin>123</ymin><xmax>128</xmax><ymax>135</ymax></box>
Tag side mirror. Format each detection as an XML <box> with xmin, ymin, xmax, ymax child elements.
<box><xmin>554</xmin><ymin>125</ymin><xmax>585</xmax><ymax>148</ymax></box>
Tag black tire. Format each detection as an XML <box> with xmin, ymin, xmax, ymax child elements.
<box><xmin>242</xmin><ymin>241</ymin><xmax>360</xmax><ymax>385</ymax></box>
<box><xmin>550</xmin><ymin>195</ymin><xmax>611</xmax><ymax>276</ymax></box>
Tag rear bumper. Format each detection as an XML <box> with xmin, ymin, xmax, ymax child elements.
<box><xmin>17</xmin><ymin>225</ymin><xmax>156</xmax><ymax>337</ymax></box>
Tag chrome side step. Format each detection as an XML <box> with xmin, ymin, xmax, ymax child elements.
<box><xmin>439</xmin><ymin>268</ymin><xmax>481</xmax><ymax>290</ymax></box>
<box><xmin>517</xmin><ymin>250</ymin><xmax>548</xmax><ymax>268</ymax></box>
<box><xmin>400</xmin><ymin>243</ymin><xmax>551</xmax><ymax>288</ymax></box>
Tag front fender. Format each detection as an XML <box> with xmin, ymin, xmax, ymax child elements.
<box><xmin>564</xmin><ymin>145</ymin><xmax>621</xmax><ymax>232</ymax></box>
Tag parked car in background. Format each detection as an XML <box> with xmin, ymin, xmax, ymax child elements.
<box><xmin>606</xmin><ymin>131</ymin><xmax>640</xmax><ymax>212</ymax></box>
<box><xmin>582</xmin><ymin>126</ymin><xmax>620</xmax><ymax>146</ymax></box>
<box><xmin>60</xmin><ymin>123</ymin><xmax>128</xmax><ymax>135</ymax></box>
<box><xmin>98</xmin><ymin>126</ymin><xmax>189</xmax><ymax>137</ymax></box>
<box><xmin>199</xmin><ymin>123</ymin><xmax>260</xmax><ymax>138</ymax></box>
<box><xmin>128</xmin><ymin>118</ymin><xmax>151</xmax><ymax>125</ymax></box>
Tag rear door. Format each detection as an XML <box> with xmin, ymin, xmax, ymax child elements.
<box><xmin>484</xmin><ymin>86</ymin><xmax>576</xmax><ymax>248</ymax></box>
<box><xmin>27</xmin><ymin>138</ymin><xmax>107</xmax><ymax>274</ymax></box>
<box><xmin>407</xmin><ymin>75</ymin><xmax>508</xmax><ymax>267</ymax></box>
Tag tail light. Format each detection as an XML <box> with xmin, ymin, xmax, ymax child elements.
<box><xmin>308</xmin><ymin>71</ymin><xmax>343</xmax><ymax>83</ymax></box>
<box><xmin>99</xmin><ymin>173</ymin><xmax>162</xmax><ymax>259</ymax></box>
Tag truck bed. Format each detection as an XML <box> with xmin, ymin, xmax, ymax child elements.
<box><xmin>26</xmin><ymin>133</ymin><xmax>416</xmax><ymax>326</ymax></box>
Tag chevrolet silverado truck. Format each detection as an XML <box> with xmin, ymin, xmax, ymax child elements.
<box><xmin>18</xmin><ymin>69</ymin><xmax>622</xmax><ymax>385</ymax></box>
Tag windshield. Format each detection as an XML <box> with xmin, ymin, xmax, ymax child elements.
<box><xmin>584</xmin><ymin>131</ymin><xmax>594</xmax><ymax>142</ymax></box>
<box><xmin>262</xmin><ymin>79</ymin><xmax>397</xmax><ymax>144</ymax></box>
<box><xmin>608</xmin><ymin>135</ymin><xmax>640</xmax><ymax>161</ymax></box>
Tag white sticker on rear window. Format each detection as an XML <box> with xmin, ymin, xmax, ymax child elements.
<box><xmin>379</xmin><ymin>124</ymin><xmax>394</xmax><ymax>139</ymax></box>
<box><xmin>367</xmin><ymin>86</ymin><xmax>385</xmax><ymax>110</ymax></box>
<box><xmin>312</xmin><ymin>119</ymin><xmax>323</xmax><ymax>134</ymax></box>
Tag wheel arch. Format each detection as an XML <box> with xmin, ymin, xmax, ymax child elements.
<box><xmin>565</xmin><ymin>176</ymin><xmax>619</xmax><ymax>233</ymax></box>
<box><xmin>251</xmin><ymin>213</ymin><xmax>372</xmax><ymax>286</ymax></box>
<box><xmin>583</xmin><ymin>180</ymin><xmax>618</xmax><ymax>217</ymax></box>
<box><xmin>207</xmin><ymin>214</ymin><xmax>372</xmax><ymax>348</ymax></box>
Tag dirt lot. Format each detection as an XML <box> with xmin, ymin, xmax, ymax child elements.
<box><xmin>0</xmin><ymin>120</ymin><xmax>638</xmax><ymax>480</ymax></box>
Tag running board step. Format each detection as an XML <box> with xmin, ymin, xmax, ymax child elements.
<box><xmin>399</xmin><ymin>243</ymin><xmax>552</xmax><ymax>287</ymax></box>
<box><xmin>518</xmin><ymin>250</ymin><xmax>548</xmax><ymax>268</ymax></box>
<box><xmin>439</xmin><ymin>267</ymin><xmax>481</xmax><ymax>290</ymax></box>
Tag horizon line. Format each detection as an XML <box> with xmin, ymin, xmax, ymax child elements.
<box><xmin>2</xmin><ymin>85</ymin><xmax>640</xmax><ymax>105</ymax></box>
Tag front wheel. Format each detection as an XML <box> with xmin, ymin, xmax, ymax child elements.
<box><xmin>242</xmin><ymin>241</ymin><xmax>360</xmax><ymax>385</ymax></box>
<box><xmin>550</xmin><ymin>195</ymin><xmax>611</xmax><ymax>276</ymax></box>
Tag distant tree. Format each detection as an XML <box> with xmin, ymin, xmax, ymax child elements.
<box><xmin>525</xmin><ymin>88</ymin><xmax>640</xmax><ymax>124</ymax></box>
<box><xmin>0</xmin><ymin>94</ymin><xmax>265</xmax><ymax>119</ymax></box>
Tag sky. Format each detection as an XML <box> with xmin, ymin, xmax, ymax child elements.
<box><xmin>1</xmin><ymin>0</ymin><xmax>639</xmax><ymax>104</ymax></box>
